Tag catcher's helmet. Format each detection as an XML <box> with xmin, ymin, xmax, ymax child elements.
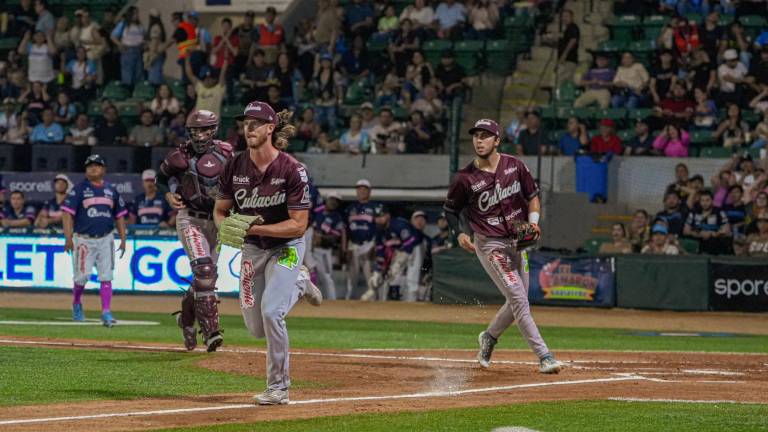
<box><xmin>186</xmin><ymin>110</ymin><xmax>219</xmax><ymax>153</ymax></box>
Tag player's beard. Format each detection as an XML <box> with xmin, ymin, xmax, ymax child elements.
<box><xmin>246</xmin><ymin>132</ymin><xmax>267</xmax><ymax>150</ymax></box>
<box><xmin>474</xmin><ymin>145</ymin><xmax>496</xmax><ymax>160</ymax></box>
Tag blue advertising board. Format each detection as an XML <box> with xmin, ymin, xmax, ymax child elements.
<box><xmin>528</xmin><ymin>252</ymin><xmax>616</xmax><ymax>307</ymax></box>
<box><xmin>0</xmin><ymin>235</ymin><xmax>242</xmax><ymax>294</ymax></box>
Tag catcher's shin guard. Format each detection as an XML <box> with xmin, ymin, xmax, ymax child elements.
<box><xmin>194</xmin><ymin>290</ymin><xmax>223</xmax><ymax>352</ymax></box>
<box><xmin>172</xmin><ymin>289</ymin><xmax>197</xmax><ymax>351</ymax></box>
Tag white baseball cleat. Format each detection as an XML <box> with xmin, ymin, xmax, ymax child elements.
<box><xmin>254</xmin><ymin>389</ymin><xmax>289</xmax><ymax>405</ymax></box>
<box><xmin>299</xmin><ymin>265</ymin><xmax>323</xmax><ymax>306</ymax></box>
<box><xmin>539</xmin><ymin>355</ymin><xmax>564</xmax><ymax>374</ymax></box>
<box><xmin>477</xmin><ymin>331</ymin><xmax>497</xmax><ymax>369</ymax></box>
<box><xmin>360</xmin><ymin>288</ymin><xmax>376</xmax><ymax>301</ymax></box>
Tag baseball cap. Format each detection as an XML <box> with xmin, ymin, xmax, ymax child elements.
<box><xmin>724</xmin><ymin>49</ymin><xmax>739</xmax><ymax>61</ymax></box>
<box><xmin>148</xmin><ymin>8</ymin><xmax>159</xmax><ymax>17</ymax></box>
<box><xmin>141</xmin><ymin>169</ymin><xmax>157</xmax><ymax>181</ymax></box>
<box><xmin>757</xmin><ymin>212</ymin><xmax>768</xmax><ymax>222</ymax></box>
<box><xmin>412</xmin><ymin>210</ymin><xmax>426</xmax><ymax>219</ymax></box>
<box><xmin>326</xmin><ymin>191</ymin><xmax>342</xmax><ymax>201</ymax></box>
<box><xmin>600</xmin><ymin>118</ymin><xmax>615</xmax><ymax>128</ymax></box>
<box><xmin>374</xmin><ymin>204</ymin><xmax>389</xmax><ymax>217</ymax></box>
<box><xmin>468</xmin><ymin>119</ymin><xmax>500</xmax><ymax>137</ymax></box>
<box><xmin>360</xmin><ymin>102</ymin><xmax>374</xmax><ymax>111</ymax></box>
<box><xmin>84</xmin><ymin>154</ymin><xmax>106</xmax><ymax>167</ymax></box>
<box><xmin>236</xmin><ymin>101</ymin><xmax>277</xmax><ymax>124</ymax></box>
<box><xmin>651</xmin><ymin>224</ymin><xmax>668</xmax><ymax>235</ymax></box>
<box><xmin>355</xmin><ymin>179</ymin><xmax>371</xmax><ymax>188</ymax></box>
<box><xmin>188</xmin><ymin>11</ymin><xmax>199</xmax><ymax>18</ymax></box>
<box><xmin>54</xmin><ymin>173</ymin><xmax>73</xmax><ymax>191</ymax></box>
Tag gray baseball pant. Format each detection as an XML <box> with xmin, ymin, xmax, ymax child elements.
<box><xmin>346</xmin><ymin>240</ymin><xmax>374</xmax><ymax>299</ymax></box>
<box><xmin>239</xmin><ymin>238</ymin><xmax>307</xmax><ymax>391</ymax></box>
<box><xmin>312</xmin><ymin>247</ymin><xmax>337</xmax><ymax>300</ymax></box>
<box><xmin>474</xmin><ymin>234</ymin><xmax>550</xmax><ymax>359</ymax></box>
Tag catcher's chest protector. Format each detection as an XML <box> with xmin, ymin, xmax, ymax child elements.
<box><xmin>180</xmin><ymin>141</ymin><xmax>232</xmax><ymax>210</ymax></box>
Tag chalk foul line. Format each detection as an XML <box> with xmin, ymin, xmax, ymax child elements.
<box><xmin>608</xmin><ymin>397</ymin><xmax>767</xmax><ymax>405</ymax></box>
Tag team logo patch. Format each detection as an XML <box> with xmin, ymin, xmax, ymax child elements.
<box><xmin>233</xmin><ymin>175</ymin><xmax>250</xmax><ymax>184</ymax></box>
<box><xmin>504</xmin><ymin>167</ymin><xmax>517</xmax><ymax>175</ymax></box>
<box><xmin>277</xmin><ymin>246</ymin><xmax>299</xmax><ymax>270</ymax></box>
<box><xmin>297</xmin><ymin>167</ymin><xmax>308</xmax><ymax>183</ymax></box>
<box><xmin>271</xmin><ymin>178</ymin><xmax>286</xmax><ymax>185</ymax></box>
<box><xmin>240</xmin><ymin>260</ymin><xmax>255</xmax><ymax>308</ymax></box>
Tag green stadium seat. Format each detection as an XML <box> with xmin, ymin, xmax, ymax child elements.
<box><xmin>286</xmin><ymin>138</ymin><xmax>308</xmax><ymax>153</ymax></box>
<box><xmin>0</xmin><ymin>37</ymin><xmax>20</xmax><ymax>51</ymax></box>
<box><xmin>584</xmin><ymin>237</ymin><xmax>609</xmax><ymax>255</ymax></box>
<box><xmin>742</xmin><ymin>110</ymin><xmax>760</xmax><ymax>125</ymax></box>
<box><xmin>739</xmin><ymin>15</ymin><xmax>766</xmax><ymax>28</ymax></box>
<box><xmin>170</xmin><ymin>81</ymin><xmax>186</xmax><ymax>100</ymax></box>
<box><xmin>607</xmin><ymin>15</ymin><xmax>640</xmax><ymax>43</ymax></box>
<box><xmin>220</xmin><ymin>105</ymin><xmax>242</xmax><ymax>119</ymax></box>
<box><xmin>132</xmin><ymin>81</ymin><xmax>156</xmax><ymax>101</ymax></box>
<box><xmin>690</xmin><ymin>129</ymin><xmax>717</xmax><ymax>146</ymax></box>
<box><xmin>596</xmin><ymin>108</ymin><xmax>627</xmax><ymax>122</ymax></box>
<box><xmin>597</xmin><ymin>40</ymin><xmax>627</xmax><ymax>52</ymax></box>
<box><xmin>555</xmin><ymin>106</ymin><xmax>577</xmax><ymax>120</ymax></box>
<box><xmin>453</xmin><ymin>40</ymin><xmax>485</xmax><ymax>75</ymax></box>
<box><xmin>499</xmin><ymin>143</ymin><xmax>516</xmax><ymax>154</ymax></box>
<box><xmin>617</xmin><ymin>129</ymin><xmax>636</xmax><ymax>141</ymax></box>
<box><xmin>485</xmin><ymin>40</ymin><xmax>518</xmax><ymax>75</ymax></box>
<box><xmin>423</xmin><ymin>40</ymin><xmax>453</xmax><ymax>67</ymax></box>
<box><xmin>343</xmin><ymin>79</ymin><xmax>368</xmax><ymax>105</ymax></box>
<box><xmin>747</xmin><ymin>147</ymin><xmax>763</xmax><ymax>160</ymax></box>
<box><xmin>102</xmin><ymin>82</ymin><xmax>130</xmax><ymax>101</ymax></box>
<box><xmin>627</xmin><ymin>108</ymin><xmax>653</xmax><ymax>121</ymax></box>
<box><xmin>547</xmin><ymin>130</ymin><xmax>565</xmax><ymax>142</ymax></box>
<box><xmin>699</xmin><ymin>146</ymin><xmax>732</xmax><ymax>158</ymax></box>
<box><xmin>572</xmin><ymin>107</ymin><xmax>597</xmax><ymax>121</ymax></box>
<box><xmin>392</xmin><ymin>105</ymin><xmax>409</xmax><ymax>120</ymax></box>
<box><xmin>679</xmin><ymin>238</ymin><xmax>699</xmax><ymax>254</ymax></box>
<box><xmin>556</xmin><ymin>81</ymin><xmax>578</xmax><ymax>103</ymax></box>
<box><xmin>642</xmin><ymin>15</ymin><xmax>668</xmax><ymax>41</ymax></box>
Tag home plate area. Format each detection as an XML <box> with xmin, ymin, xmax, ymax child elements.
<box><xmin>0</xmin><ymin>338</ymin><xmax>766</xmax><ymax>432</ymax></box>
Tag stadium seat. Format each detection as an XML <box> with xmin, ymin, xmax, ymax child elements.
<box><xmin>607</xmin><ymin>15</ymin><xmax>640</xmax><ymax>43</ymax></box>
<box><xmin>170</xmin><ymin>81</ymin><xmax>186</xmax><ymax>100</ymax></box>
<box><xmin>689</xmin><ymin>130</ymin><xmax>717</xmax><ymax>146</ymax></box>
<box><xmin>572</xmin><ymin>107</ymin><xmax>597</xmax><ymax>122</ymax></box>
<box><xmin>287</xmin><ymin>138</ymin><xmax>308</xmax><ymax>153</ymax></box>
<box><xmin>454</xmin><ymin>40</ymin><xmax>485</xmax><ymax>75</ymax></box>
<box><xmin>102</xmin><ymin>82</ymin><xmax>130</xmax><ymax>101</ymax></box>
<box><xmin>0</xmin><ymin>37</ymin><xmax>20</xmax><ymax>51</ymax></box>
<box><xmin>627</xmin><ymin>108</ymin><xmax>653</xmax><ymax>121</ymax></box>
<box><xmin>583</xmin><ymin>237</ymin><xmax>609</xmax><ymax>255</ymax></box>
<box><xmin>596</xmin><ymin>108</ymin><xmax>627</xmax><ymax>123</ymax></box>
<box><xmin>132</xmin><ymin>81</ymin><xmax>156</xmax><ymax>100</ymax></box>
<box><xmin>642</xmin><ymin>15</ymin><xmax>668</xmax><ymax>40</ymax></box>
<box><xmin>742</xmin><ymin>110</ymin><xmax>760</xmax><ymax>125</ymax></box>
<box><xmin>31</xmin><ymin>144</ymin><xmax>75</xmax><ymax>171</ymax></box>
<box><xmin>596</xmin><ymin>40</ymin><xmax>627</xmax><ymax>53</ymax></box>
<box><xmin>556</xmin><ymin>81</ymin><xmax>578</xmax><ymax>104</ymax></box>
<box><xmin>423</xmin><ymin>40</ymin><xmax>453</xmax><ymax>66</ymax></box>
<box><xmin>617</xmin><ymin>129</ymin><xmax>636</xmax><ymax>141</ymax></box>
<box><xmin>96</xmin><ymin>145</ymin><xmax>136</xmax><ymax>173</ymax></box>
<box><xmin>679</xmin><ymin>238</ymin><xmax>699</xmax><ymax>254</ymax></box>
<box><xmin>220</xmin><ymin>104</ymin><xmax>242</xmax><ymax>120</ymax></box>
<box><xmin>699</xmin><ymin>147</ymin><xmax>732</xmax><ymax>158</ymax></box>
<box><xmin>485</xmin><ymin>40</ymin><xmax>519</xmax><ymax>75</ymax></box>
<box><xmin>547</xmin><ymin>130</ymin><xmax>564</xmax><ymax>142</ymax></box>
<box><xmin>747</xmin><ymin>147</ymin><xmax>763</xmax><ymax>160</ymax></box>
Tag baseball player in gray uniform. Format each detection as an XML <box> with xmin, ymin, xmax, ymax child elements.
<box><xmin>443</xmin><ymin>119</ymin><xmax>564</xmax><ymax>374</ymax></box>
<box><xmin>215</xmin><ymin>101</ymin><xmax>321</xmax><ymax>405</ymax></box>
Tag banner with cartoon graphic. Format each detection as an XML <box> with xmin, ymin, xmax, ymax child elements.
<box><xmin>527</xmin><ymin>253</ymin><xmax>616</xmax><ymax>307</ymax></box>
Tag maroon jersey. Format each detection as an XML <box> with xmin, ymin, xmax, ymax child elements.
<box><xmin>218</xmin><ymin>151</ymin><xmax>311</xmax><ymax>249</ymax></box>
<box><xmin>160</xmin><ymin>140</ymin><xmax>234</xmax><ymax>213</ymax></box>
<box><xmin>444</xmin><ymin>154</ymin><xmax>539</xmax><ymax>238</ymax></box>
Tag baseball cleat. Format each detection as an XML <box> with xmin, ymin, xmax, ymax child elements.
<box><xmin>477</xmin><ymin>331</ymin><xmax>498</xmax><ymax>369</ymax></box>
<box><xmin>72</xmin><ymin>303</ymin><xmax>85</xmax><ymax>322</ymax></box>
<box><xmin>254</xmin><ymin>389</ymin><xmax>289</xmax><ymax>405</ymax></box>
<box><xmin>300</xmin><ymin>265</ymin><xmax>323</xmax><ymax>306</ymax></box>
<box><xmin>101</xmin><ymin>311</ymin><xmax>115</xmax><ymax>328</ymax></box>
<box><xmin>173</xmin><ymin>311</ymin><xmax>198</xmax><ymax>351</ymax></box>
<box><xmin>360</xmin><ymin>288</ymin><xmax>376</xmax><ymax>301</ymax></box>
<box><xmin>204</xmin><ymin>331</ymin><xmax>223</xmax><ymax>352</ymax></box>
<box><xmin>539</xmin><ymin>355</ymin><xmax>564</xmax><ymax>374</ymax></box>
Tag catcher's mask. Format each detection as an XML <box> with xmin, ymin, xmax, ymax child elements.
<box><xmin>186</xmin><ymin>110</ymin><xmax>219</xmax><ymax>153</ymax></box>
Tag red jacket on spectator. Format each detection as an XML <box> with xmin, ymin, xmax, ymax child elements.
<box><xmin>674</xmin><ymin>22</ymin><xmax>700</xmax><ymax>56</ymax></box>
<box><xmin>257</xmin><ymin>23</ymin><xmax>284</xmax><ymax>46</ymax></box>
<box><xmin>590</xmin><ymin>134</ymin><xmax>622</xmax><ymax>154</ymax></box>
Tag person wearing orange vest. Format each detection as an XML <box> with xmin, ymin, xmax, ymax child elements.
<box><xmin>166</xmin><ymin>11</ymin><xmax>197</xmax><ymax>84</ymax></box>
<box><xmin>253</xmin><ymin>7</ymin><xmax>284</xmax><ymax>64</ymax></box>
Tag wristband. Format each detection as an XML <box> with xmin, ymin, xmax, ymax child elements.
<box><xmin>528</xmin><ymin>212</ymin><xmax>540</xmax><ymax>225</ymax></box>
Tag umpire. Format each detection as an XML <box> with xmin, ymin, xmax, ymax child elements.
<box><xmin>62</xmin><ymin>155</ymin><xmax>128</xmax><ymax>328</ymax></box>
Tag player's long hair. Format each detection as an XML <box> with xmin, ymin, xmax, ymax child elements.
<box><xmin>273</xmin><ymin>110</ymin><xmax>297</xmax><ymax>151</ymax></box>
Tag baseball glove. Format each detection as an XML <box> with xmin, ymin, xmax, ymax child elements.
<box><xmin>217</xmin><ymin>213</ymin><xmax>265</xmax><ymax>250</ymax></box>
<box><xmin>511</xmin><ymin>220</ymin><xmax>540</xmax><ymax>249</ymax></box>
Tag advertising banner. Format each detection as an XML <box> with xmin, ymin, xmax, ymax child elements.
<box><xmin>710</xmin><ymin>260</ymin><xmax>768</xmax><ymax>312</ymax></box>
<box><xmin>0</xmin><ymin>235</ymin><xmax>243</xmax><ymax>294</ymax></box>
<box><xmin>528</xmin><ymin>252</ymin><xmax>616</xmax><ymax>307</ymax></box>
<box><xmin>0</xmin><ymin>171</ymin><xmax>144</xmax><ymax>202</ymax></box>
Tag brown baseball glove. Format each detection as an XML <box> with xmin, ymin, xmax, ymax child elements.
<box><xmin>511</xmin><ymin>220</ymin><xmax>540</xmax><ymax>249</ymax></box>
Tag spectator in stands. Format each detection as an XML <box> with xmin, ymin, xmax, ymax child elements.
<box><xmin>410</xmin><ymin>84</ymin><xmax>444</xmax><ymax>124</ymax></box>
<box><xmin>296</xmin><ymin>107</ymin><xmax>322</xmax><ymax>142</ymax></box>
<box><xmin>266</xmin><ymin>85</ymin><xmax>288</xmax><ymax>113</ymax></box>
<box><xmin>269</xmin><ymin>53</ymin><xmax>303</xmax><ymax>109</ymax></box>
<box><xmin>314</xmin><ymin>0</ymin><xmax>342</xmax><ymax>49</ymax></box>
<box><xmin>65</xmin><ymin>46</ymin><xmax>97</xmax><ymax>105</ymax></box>
<box><xmin>35</xmin><ymin>173</ymin><xmax>71</xmax><ymax>229</ymax></box>
<box><xmin>717</xmin><ymin>49</ymin><xmax>749</xmax><ymax>107</ymax></box>
<box><xmin>713</xmin><ymin>103</ymin><xmax>749</xmax><ymax>148</ymax></box>
<box><xmin>359</xmin><ymin>102</ymin><xmax>379</xmax><ymax>132</ymax></box>
<box><xmin>1</xmin><ymin>190</ymin><xmax>35</xmax><ymax>228</ymax></box>
<box><xmin>654</xmin><ymin>81</ymin><xmax>694</xmax><ymax>129</ymax></box>
<box><xmin>751</xmin><ymin>87</ymin><xmax>768</xmax><ymax>113</ymax></box>
<box><xmin>29</xmin><ymin>107</ymin><xmax>64</xmax><ymax>144</ymax></box>
<box><xmin>145</xmin><ymin>10</ymin><xmax>166</xmax><ymax>87</ymax></box>
<box><xmin>18</xmin><ymin>30</ymin><xmax>56</xmax><ymax>85</ymax></box>
<box><xmin>431</xmin><ymin>213</ymin><xmax>454</xmax><ymax>252</ymax></box>
<box><xmin>684</xmin><ymin>189</ymin><xmax>732</xmax><ymax>254</ymax></box>
<box><xmin>149</xmin><ymin>84</ymin><xmax>180</xmax><ymax>127</ymax></box>
<box><xmin>54</xmin><ymin>17</ymin><xmax>74</xmax><ymax>56</ymax></box>
<box><xmin>66</xmin><ymin>113</ymin><xmax>96</xmax><ymax>146</ymax></box>
<box><xmin>686</xmin><ymin>48</ymin><xmax>717</xmax><ymax>95</ymax></box>
<box><xmin>2</xmin><ymin>109</ymin><xmax>29</xmax><ymax>145</ymax></box>
<box><xmin>653</xmin><ymin>123</ymin><xmax>690</xmax><ymax>157</ymax></box>
<box><xmin>404</xmin><ymin>110</ymin><xmax>432</xmax><ymax>153</ymax></box>
<box><xmin>505</xmin><ymin>107</ymin><xmax>526</xmax><ymax>144</ymax></box>
<box><xmin>0</xmin><ymin>99</ymin><xmax>19</xmax><ymax>143</ymax></box>
<box><xmin>186</xmin><ymin>57</ymin><xmax>227</xmax><ymax>116</ymax></box>
<box><xmin>628</xmin><ymin>209</ymin><xmax>650</xmax><ymax>252</ymax></box>
<box><xmin>517</xmin><ymin>110</ymin><xmax>553</xmax><ymax>155</ymax></box>
<box><xmin>53</xmin><ymin>92</ymin><xmax>77</xmax><ymax>126</ymax></box>
<box><xmin>341</xmin><ymin>35</ymin><xmax>371</xmax><ymax>82</ymax></box>
<box><xmin>723</xmin><ymin>184</ymin><xmax>747</xmax><ymax>236</ymax></box>
<box><xmin>370</xmin><ymin>107</ymin><xmax>405</xmax><ymax>153</ymax></box>
<box><xmin>9</xmin><ymin>0</ymin><xmax>35</xmax><ymax>38</ymax></box>
<box><xmin>746</xmin><ymin>192</ymin><xmax>768</xmax><ymax>233</ymax></box>
<box><xmin>641</xmin><ymin>223</ymin><xmax>682</xmax><ymax>255</ymax></box>
<box><xmin>598</xmin><ymin>223</ymin><xmax>633</xmax><ymax>254</ymax></box>
<box><xmin>673</xmin><ymin>18</ymin><xmax>700</xmax><ymax>58</ymax></box>
<box><xmin>751</xmin><ymin>108</ymin><xmax>768</xmax><ymax>151</ymax></box>
<box><xmin>71</xmin><ymin>10</ymin><xmax>105</xmax><ymax>84</ymax></box>
<box><xmin>256</xmin><ymin>7</ymin><xmax>285</xmax><ymax>63</ymax></box>
<box><xmin>225</xmin><ymin>118</ymin><xmax>246</xmax><ymax>152</ymax></box>
<box><xmin>34</xmin><ymin>0</ymin><xmax>55</xmax><ymax>37</ymax></box>
<box><xmin>345</xmin><ymin>0</ymin><xmax>376</xmax><ymax>38</ymax></box>
<box><xmin>129</xmin><ymin>109</ymin><xmax>164</xmax><ymax>147</ymax></box>
<box><xmin>733</xmin><ymin>154</ymin><xmax>757</xmax><ymax>189</ymax></box>
<box><xmin>0</xmin><ymin>70</ymin><xmax>22</xmax><ymax>102</ymax></box>
<box><xmin>611</xmin><ymin>52</ymin><xmax>650</xmax><ymax>109</ymax></box>
<box><xmin>574</xmin><ymin>53</ymin><xmax>615</xmax><ymax>108</ymax></box>
<box><xmin>692</xmin><ymin>86</ymin><xmax>718</xmax><ymax>130</ymax></box>
<box><xmin>166</xmin><ymin>111</ymin><xmax>187</xmax><ymax>147</ymax></box>
<box><xmin>685</xmin><ymin>174</ymin><xmax>706</xmax><ymax>210</ymax></box>
<box><xmin>720</xmin><ymin>20</ymin><xmax>750</xmax><ymax>68</ymax></box>
<box><xmin>405</xmin><ymin>50</ymin><xmax>435</xmax><ymax>97</ymax></box>
<box><xmin>433</xmin><ymin>0</ymin><xmax>467</xmax><ymax>40</ymax></box>
<box><xmin>340</xmin><ymin>114</ymin><xmax>371</xmax><ymax>154</ymax></box>
<box><xmin>655</xmin><ymin>191</ymin><xmax>689</xmax><ymax>236</ymax></box>
<box><xmin>650</xmin><ymin>50</ymin><xmax>678</xmax><ymax>105</ymax></box>
<box><xmin>211</xmin><ymin>18</ymin><xmax>238</xmax><ymax>94</ymax></box>
<box><xmin>590</xmin><ymin>119</ymin><xmax>622</xmax><ymax>155</ymax></box>
<box><xmin>466</xmin><ymin>0</ymin><xmax>500</xmax><ymax>40</ymax></box>
<box><xmin>666</xmin><ymin>162</ymin><xmax>690</xmax><ymax>199</ymax></box>
<box><xmin>389</xmin><ymin>18</ymin><xmax>421</xmax><ymax>77</ymax></box>
<box><xmin>555</xmin><ymin>9</ymin><xmax>580</xmax><ymax>85</ymax></box>
<box><xmin>558</xmin><ymin>117</ymin><xmax>589</xmax><ymax>156</ymax></box>
<box><xmin>435</xmin><ymin>50</ymin><xmax>467</xmax><ymax>100</ymax></box>
<box><xmin>625</xmin><ymin>119</ymin><xmax>654</xmax><ymax>155</ymax></box>
<box><xmin>19</xmin><ymin>81</ymin><xmax>50</xmax><ymax>126</ymax></box>
<box><xmin>400</xmin><ymin>0</ymin><xmax>435</xmax><ymax>36</ymax></box>
<box><xmin>111</xmin><ymin>6</ymin><xmax>145</xmax><ymax>89</ymax></box>
<box><xmin>746</xmin><ymin>212</ymin><xmax>768</xmax><ymax>256</ymax></box>
<box><xmin>94</xmin><ymin>105</ymin><xmax>127</xmax><ymax>145</ymax></box>
<box><xmin>699</xmin><ymin>11</ymin><xmax>723</xmax><ymax>62</ymax></box>
<box><xmin>746</xmin><ymin>46</ymin><xmax>768</xmax><ymax>92</ymax></box>
<box><xmin>374</xmin><ymin>4</ymin><xmax>399</xmax><ymax>42</ymax></box>
<box><xmin>129</xmin><ymin>169</ymin><xmax>174</xmax><ymax>227</ymax></box>
<box><xmin>187</xmin><ymin>12</ymin><xmax>212</xmax><ymax>75</ymax></box>
<box><xmin>311</xmin><ymin>53</ymin><xmax>343</xmax><ymax>133</ymax></box>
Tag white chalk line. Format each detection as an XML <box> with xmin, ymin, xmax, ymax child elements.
<box><xmin>608</xmin><ymin>397</ymin><xmax>768</xmax><ymax>405</ymax></box>
<box><xmin>0</xmin><ymin>319</ymin><xmax>160</xmax><ymax>326</ymax></box>
<box><xmin>0</xmin><ymin>339</ymin><xmax>760</xmax><ymax>377</ymax></box>
<box><xmin>0</xmin><ymin>375</ymin><xmax>642</xmax><ymax>426</ymax></box>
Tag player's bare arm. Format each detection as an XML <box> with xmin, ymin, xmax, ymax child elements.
<box><xmin>247</xmin><ymin>209</ymin><xmax>308</xmax><ymax>239</ymax></box>
<box><xmin>115</xmin><ymin>216</ymin><xmax>127</xmax><ymax>258</ymax></box>
<box><xmin>62</xmin><ymin>212</ymin><xmax>74</xmax><ymax>253</ymax></box>
<box><xmin>213</xmin><ymin>198</ymin><xmax>235</xmax><ymax>228</ymax></box>
<box><xmin>528</xmin><ymin>196</ymin><xmax>542</xmax><ymax>236</ymax></box>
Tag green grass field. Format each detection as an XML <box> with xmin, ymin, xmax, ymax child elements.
<box><xmin>1</xmin><ymin>306</ymin><xmax>766</xmax><ymax>431</ymax></box>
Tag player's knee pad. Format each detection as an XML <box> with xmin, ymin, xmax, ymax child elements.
<box><xmin>194</xmin><ymin>290</ymin><xmax>220</xmax><ymax>337</ymax></box>
<box><xmin>191</xmin><ymin>257</ymin><xmax>217</xmax><ymax>291</ymax></box>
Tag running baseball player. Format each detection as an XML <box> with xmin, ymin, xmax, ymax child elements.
<box><xmin>62</xmin><ymin>155</ymin><xmax>128</xmax><ymax>328</ymax></box>
<box><xmin>156</xmin><ymin>110</ymin><xmax>233</xmax><ymax>352</ymax></box>
<box><xmin>312</xmin><ymin>192</ymin><xmax>345</xmax><ymax>300</ymax></box>
<box><xmin>361</xmin><ymin>205</ymin><xmax>423</xmax><ymax>302</ymax></box>
<box><xmin>345</xmin><ymin>179</ymin><xmax>376</xmax><ymax>299</ymax></box>
<box><xmin>215</xmin><ymin>101</ymin><xmax>322</xmax><ymax>405</ymax></box>
<box><xmin>443</xmin><ymin>118</ymin><xmax>564</xmax><ymax>374</ymax></box>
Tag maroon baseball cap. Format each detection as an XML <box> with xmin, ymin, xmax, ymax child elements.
<box><xmin>236</xmin><ymin>101</ymin><xmax>277</xmax><ymax>124</ymax></box>
<box><xmin>468</xmin><ymin>118</ymin><xmax>500</xmax><ymax>137</ymax></box>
